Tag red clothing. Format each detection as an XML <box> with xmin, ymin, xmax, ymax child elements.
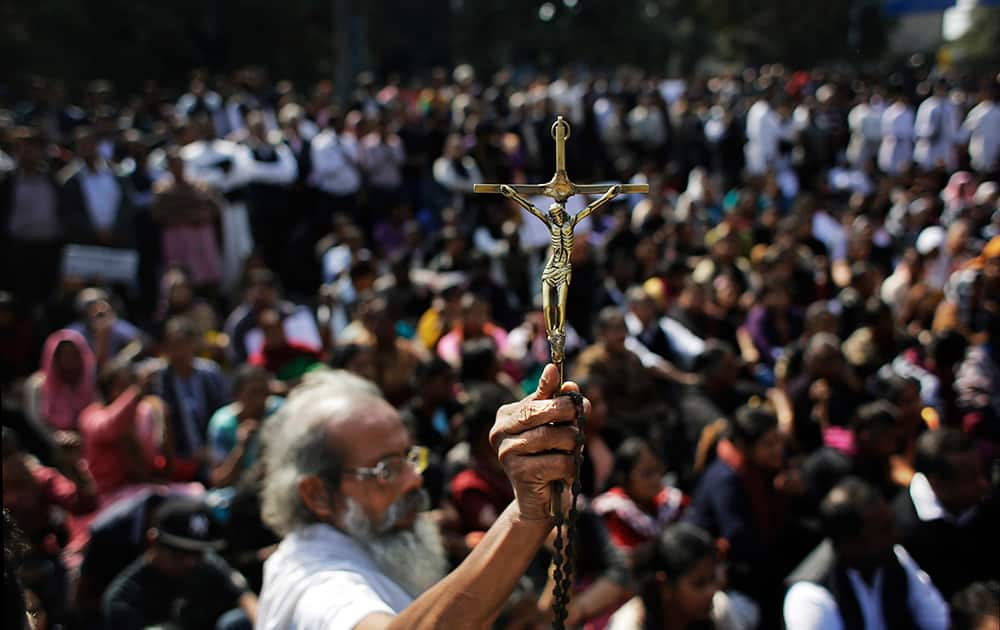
<box><xmin>79</xmin><ymin>387</ymin><xmax>162</xmax><ymax>497</ymax></box>
<box><xmin>5</xmin><ymin>459</ymin><xmax>97</xmax><ymax>547</ymax></box>
<box><xmin>249</xmin><ymin>341</ymin><xmax>322</xmax><ymax>380</ymax></box>
<box><xmin>592</xmin><ymin>486</ymin><xmax>688</xmax><ymax>550</ymax></box>
<box><xmin>450</xmin><ymin>462</ymin><xmax>514</xmax><ymax>534</ymax></box>
<box><xmin>715</xmin><ymin>438</ymin><xmax>787</xmax><ymax>547</ymax></box>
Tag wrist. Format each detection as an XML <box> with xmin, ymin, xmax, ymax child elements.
<box><xmin>509</xmin><ymin>503</ymin><xmax>556</xmax><ymax>530</ymax></box>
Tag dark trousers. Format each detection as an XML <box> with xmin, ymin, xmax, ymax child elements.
<box><xmin>313</xmin><ymin>191</ymin><xmax>359</xmax><ymax>235</ymax></box>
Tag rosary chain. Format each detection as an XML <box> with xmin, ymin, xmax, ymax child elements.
<box><xmin>551</xmin><ymin>391</ymin><xmax>585</xmax><ymax>630</ymax></box>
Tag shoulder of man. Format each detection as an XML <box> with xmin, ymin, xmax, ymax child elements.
<box><xmin>56</xmin><ymin>161</ymin><xmax>82</xmax><ymax>187</ymax></box>
<box><xmin>103</xmin><ymin>554</ymin><xmax>152</xmax><ymax>600</ymax></box>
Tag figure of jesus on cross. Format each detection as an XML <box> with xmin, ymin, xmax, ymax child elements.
<box><xmin>474</xmin><ymin>116</ymin><xmax>648</xmax><ymax>378</ymax></box>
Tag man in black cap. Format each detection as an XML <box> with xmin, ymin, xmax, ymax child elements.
<box><xmin>103</xmin><ymin>496</ymin><xmax>256</xmax><ymax>630</ymax></box>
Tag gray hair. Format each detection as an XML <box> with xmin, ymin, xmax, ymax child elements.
<box><xmin>259</xmin><ymin>369</ymin><xmax>383</xmax><ymax>536</ymax></box>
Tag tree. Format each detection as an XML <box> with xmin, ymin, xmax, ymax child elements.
<box><xmin>693</xmin><ymin>0</ymin><xmax>889</xmax><ymax>68</ymax></box>
<box><xmin>953</xmin><ymin>6</ymin><xmax>1000</xmax><ymax>73</ymax></box>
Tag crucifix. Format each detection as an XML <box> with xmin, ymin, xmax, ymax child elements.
<box><xmin>474</xmin><ymin>116</ymin><xmax>648</xmax><ymax>381</ymax></box>
<box><xmin>474</xmin><ymin>116</ymin><xmax>647</xmax><ymax>629</ymax></box>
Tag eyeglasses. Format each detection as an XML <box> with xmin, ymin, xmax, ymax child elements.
<box><xmin>343</xmin><ymin>446</ymin><xmax>429</xmax><ymax>484</ymax></box>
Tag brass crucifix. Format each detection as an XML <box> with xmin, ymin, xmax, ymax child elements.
<box><xmin>474</xmin><ymin>116</ymin><xmax>648</xmax><ymax>380</ymax></box>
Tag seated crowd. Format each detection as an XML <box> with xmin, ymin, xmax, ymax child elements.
<box><xmin>1</xmin><ymin>63</ymin><xmax>999</xmax><ymax>629</ymax></box>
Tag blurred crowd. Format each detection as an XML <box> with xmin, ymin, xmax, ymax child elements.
<box><xmin>1</xmin><ymin>62</ymin><xmax>999</xmax><ymax>630</ymax></box>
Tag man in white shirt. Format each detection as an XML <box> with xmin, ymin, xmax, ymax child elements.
<box><xmin>784</xmin><ymin>478</ymin><xmax>949</xmax><ymax>630</ymax></box>
<box><xmin>432</xmin><ymin>134</ymin><xmax>482</xmax><ymax>219</ymax></box>
<box><xmin>914</xmin><ymin>80</ymin><xmax>959</xmax><ymax>172</ymax></box>
<box><xmin>256</xmin><ymin>365</ymin><xmax>588</xmax><ymax>629</ymax></box>
<box><xmin>892</xmin><ymin>429</ymin><xmax>996</xmax><ymax>599</ymax></box>
<box><xmin>745</xmin><ymin>94</ymin><xmax>792</xmax><ymax>176</ymax></box>
<box><xmin>59</xmin><ymin>126</ymin><xmax>128</xmax><ymax>247</ymax></box>
<box><xmin>846</xmin><ymin>90</ymin><xmax>885</xmax><ymax>170</ymax></box>
<box><xmin>960</xmin><ymin>84</ymin><xmax>1000</xmax><ymax>174</ymax></box>
<box><xmin>180</xmin><ymin>119</ymin><xmax>258</xmax><ymax>291</ymax></box>
<box><xmin>310</xmin><ymin>114</ymin><xmax>362</xmax><ymax>226</ymax></box>
<box><xmin>878</xmin><ymin>91</ymin><xmax>915</xmax><ymax>176</ymax></box>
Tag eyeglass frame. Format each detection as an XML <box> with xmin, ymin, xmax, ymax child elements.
<box><xmin>342</xmin><ymin>445</ymin><xmax>429</xmax><ymax>484</ymax></box>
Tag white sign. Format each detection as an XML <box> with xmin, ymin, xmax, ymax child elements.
<box><xmin>61</xmin><ymin>245</ymin><xmax>139</xmax><ymax>286</ymax></box>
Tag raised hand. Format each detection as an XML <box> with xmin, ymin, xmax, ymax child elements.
<box><xmin>489</xmin><ymin>364</ymin><xmax>590</xmax><ymax>522</ymax></box>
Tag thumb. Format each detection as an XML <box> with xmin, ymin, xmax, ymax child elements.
<box><xmin>529</xmin><ymin>363</ymin><xmax>562</xmax><ymax>402</ymax></box>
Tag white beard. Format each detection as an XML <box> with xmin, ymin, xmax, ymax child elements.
<box><xmin>342</xmin><ymin>496</ymin><xmax>449</xmax><ymax>598</ymax></box>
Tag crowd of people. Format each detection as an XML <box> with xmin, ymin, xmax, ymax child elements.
<box><xmin>1</xmin><ymin>61</ymin><xmax>999</xmax><ymax>630</ymax></box>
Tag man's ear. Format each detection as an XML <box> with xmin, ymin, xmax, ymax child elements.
<box><xmin>298</xmin><ymin>475</ymin><xmax>337</xmax><ymax>523</ymax></box>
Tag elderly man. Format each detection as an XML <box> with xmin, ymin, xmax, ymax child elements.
<box><xmin>256</xmin><ymin>364</ymin><xmax>587</xmax><ymax>629</ymax></box>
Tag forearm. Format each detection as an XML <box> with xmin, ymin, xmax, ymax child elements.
<box><xmin>389</xmin><ymin>503</ymin><xmax>552</xmax><ymax>629</ymax></box>
<box><xmin>239</xmin><ymin>592</ymin><xmax>258</xmax><ymax>624</ymax></box>
<box><xmin>209</xmin><ymin>444</ymin><xmax>246</xmax><ymax>487</ymax></box>
<box><xmin>99</xmin><ymin>387</ymin><xmax>142</xmax><ymax>437</ymax></box>
<box><xmin>566</xmin><ymin>578</ymin><xmax>633</xmax><ymax>626</ymax></box>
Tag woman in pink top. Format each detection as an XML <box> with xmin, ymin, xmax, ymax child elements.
<box><xmin>79</xmin><ymin>361</ymin><xmax>167</xmax><ymax>502</ymax></box>
<box><xmin>436</xmin><ymin>294</ymin><xmax>509</xmax><ymax>366</ymax></box>
<box><xmin>26</xmin><ymin>329</ymin><xmax>97</xmax><ymax>433</ymax></box>
<box><xmin>152</xmin><ymin>149</ymin><xmax>223</xmax><ymax>289</ymax></box>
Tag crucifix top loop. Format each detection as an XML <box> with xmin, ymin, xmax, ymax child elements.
<box><xmin>472</xmin><ymin>115</ymin><xmax>648</xmax><ymax>204</ymax></box>
<box><xmin>551</xmin><ymin>117</ymin><xmax>570</xmax><ymax>174</ymax></box>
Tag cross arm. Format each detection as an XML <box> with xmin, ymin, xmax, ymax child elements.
<box><xmin>473</xmin><ymin>184</ymin><xmax>549</xmax><ymax>195</ymax></box>
<box><xmin>573</xmin><ymin>183</ymin><xmax>649</xmax><ymax>195</ymax></box>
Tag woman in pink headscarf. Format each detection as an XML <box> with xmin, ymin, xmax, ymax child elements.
<box><xmin>25</xmin><ymin>329</ymin><xmax>97</xmax><ymax>433</ymax></box>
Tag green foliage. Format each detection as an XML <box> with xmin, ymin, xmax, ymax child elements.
<box><xmin>694</xmin><ymin>0</ymin><xmax>890</xmax><ymax>68</ymax></box>
<box><xmin>953</xmin><ymin>6</ymin><xmax>1000</xmax><ymax>72</ymax></box>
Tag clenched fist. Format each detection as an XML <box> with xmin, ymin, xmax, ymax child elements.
<box><xmin>489</xmin><ymin>364</ymin><xmax>590</xmax><ymax>522</ymax></box>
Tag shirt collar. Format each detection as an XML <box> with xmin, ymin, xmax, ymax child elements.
<box><xmin>82</xmin><ymin>159</ymin><xmax>112</xmax><ymax>176</ymax></box>
<box><xmin>910</xmin><ymin>472</ymin><xmax>946</xmax><ymax>522</ymax></box>
<box><xmin>294</xmin><ymin>522</ymin><xmax>371</xmax><ymax>558</ymax></box>
<box><xmin>909</xmin><ymin>472</ymin><xmax>977</xmax><ymax>525</ymax></box>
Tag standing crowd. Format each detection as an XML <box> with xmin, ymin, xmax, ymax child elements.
<box><xmin>1</xmin><ymin>63</ymin><xmax>999</xmax><ymax>630</ymax></box>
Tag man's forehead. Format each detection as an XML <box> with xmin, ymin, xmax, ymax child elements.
<box><xmin>327</xmin><ymin>398</ymin><xmax>408</xmax><ymax>459</ymax></box>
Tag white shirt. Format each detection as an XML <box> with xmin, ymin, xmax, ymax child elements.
<box><xmin>79</xmin><ymin>161</ymin><xmax>122</xmax><ymax>231</ymax></box>
<box><xmin>878</xmin><ymin>102</ymin><xmax>915</xmax><ymax>175</ymax></box>
<box><xmin>913</xmin><ymin>96</ymin><xmax>958</xmax><ymax>171</ymax></box>
<box><xmin>783</xmin><ymin>545</ymin><xmax>949</xmax><ymax>630</ymax></box>
<box><xmin>909</xmin><ymin>472</ymin><xmax>978</xmax><ymax>526</ymax></box>
<box><xmin>847</xmin><ymin>102</ymin><xmax>885</xmax><ymax>167</ymax></box>
<box><xmin>432</xmin><ymin>155</ymin><xmax>483</xmax><ymax>214</ymax></box>
<box><xmin>961</xmin><ymin>99</ymin><xmax>1000</xmax><ymax>173</ymax></box>
<box><xmin>244</xmin><ymin>142</ymin><xmax>298</xmax><ymax>186</ymax></box>
<box><xmin>745</xmin><ymin>100</ymin><xmax>789</xmax><ymax>175</ymax></box>
<box><xmin>257</xmin><ymin>523</ymin><xmax>412</xmax><ymax>630</ymax></box>
<box><xmin>658</xmin><ymin>315</ymin><xmax>706</xmax><ymax>369</ymax></box>
<box><xmin>624</xmin><ymin>313</ymin><xmax>670</xmax><ymax>371</ymax></box>
<box><xmin>310</xmin><ymin>130</ymin><xmax>362</xmax><ymax>196</ymax></box>
<box><xmin>181</xmin><ymin>139</ymin><xmax>254</xmax><ymax>193</ymax></box>
<box><xmin>626</xmin><ymin>105</ymin><xmax>667</xmax><ymax>147</ymax></box>
<box><xmin>812</xmin><ymin>210</ymin><xmax>848</xmax><ymax>262</ymax></box>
